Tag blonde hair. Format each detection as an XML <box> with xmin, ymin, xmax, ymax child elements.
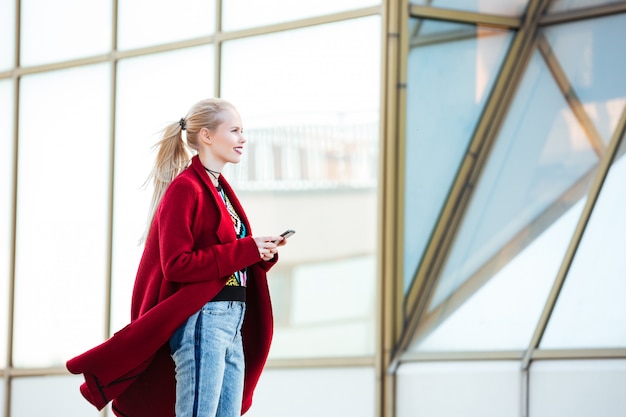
<box><xmin>142</xmin><ymin>98</ymin><xmax>237</xmax><ymax>241</ymax></box>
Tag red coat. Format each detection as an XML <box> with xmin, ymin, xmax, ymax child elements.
<box><xmin>67</xmin><ymin>155</ymin><xmax>275</xmax><ymax>417</ymax></box>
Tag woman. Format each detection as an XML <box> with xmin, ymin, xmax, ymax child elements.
<box><xmin>67</xmin><ymin>99</ymin><xmax>285</xmax><ymax>417</ymax></box>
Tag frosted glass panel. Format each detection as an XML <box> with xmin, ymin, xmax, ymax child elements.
<box><xmin>0</xmin><ymin>80</ymin><xmax>12</xmax><ymax>368</ymax></box>
<box><xmin>397</xmin><ymin>361</ymin><xmax>521</xmax><ymax>417</ymax></box>
<box><xmin>411</xmin><ymin>0</ymin><xmax>527</xmax><ymax>16</ymax></box>
<box><xmin>14</xmin><ymin>64</ymin><xmax>110</xmax><ymax>367</ymax></box>
<box><xmin>404</xmin><ymin>20</ymin><xmax>512</xmax><ymax>292</ymax></box>
<box><xmin>12</xmin><ymin>375</ymin><xmax>100</xmax><ymax>417</ymax></box>
<box><xmin>111</xmin><ymin>46</ymin><xmax>214</xmax><ymax>333</ymax></box>
<box><xmin>118</xmin><ymin>0</ymin><xmax>216</xmax><ymax>50</ymax></box>
<box><xmin>247</xmin><ymin>367</ymin><xmax>376</xmax><ymax>417</ymax></box>
<box><xmin>20</xmin><ymin>0</ymin><xmax>111</xmax><ymax>66</ymax></box>
<box><xmin>0</xmin><ymin>0</ymin><xmax>15</xmax><ymax>70</ymax></box>
<box><xmin>223</xmin><ymin>0</ymin><xmax>379</xmax><ymax>31</ymax></box>
<box><xmin>529</xmin><ymin>360</ymin><xmax>626</xmax><ymax>417</ymax></box>
<box><xmin>541</xmin><ymin>138</ymin><xmax>626</xmax><ymax>349</ymax></box>
<box><xmin>221</xmin><ymin>17</ymin><xmax>380</xmax><ymax>358</ymax></box>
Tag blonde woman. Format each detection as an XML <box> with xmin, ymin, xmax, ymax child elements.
<box><xmin>68</xmin><ymin>99</ymin><xmax>285</xmax><ymax>417</ymax></box>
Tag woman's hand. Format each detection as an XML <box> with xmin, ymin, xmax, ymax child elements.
<box><xmin>253</xmin><ymin>235</ymin><xmax>287</xmax><ymax>261</ymax></box>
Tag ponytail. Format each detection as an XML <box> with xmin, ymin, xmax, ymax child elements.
<box><xmin>140</xmin><ymin>98</ymin><xmax>236</xmax><ymax>243</ymax></box>
<box><xmin>141</xmin><ymin>121</ymin><xmax>190</xmax><ymax>242</ymax></box>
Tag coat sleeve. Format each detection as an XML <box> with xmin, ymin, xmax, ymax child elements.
<box><xmin>156</xmin><ymin>179</ymin><xmax>262</xmax><ymax>284</ymax></box>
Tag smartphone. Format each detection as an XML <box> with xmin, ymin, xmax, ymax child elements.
<box><xmin>280</xmin><ymin>229</ymin><xmax>296</xmax><ymax>239</ymax></box>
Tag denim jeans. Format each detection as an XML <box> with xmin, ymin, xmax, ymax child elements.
<box><xmin>170</xmin><ymin>301</ymin><xmax>246</xmax><ymax>417</ymax></box>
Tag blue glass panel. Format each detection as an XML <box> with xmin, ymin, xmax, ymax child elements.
<box><xmin>429</xmin><ymin>51</ymin><xmax>599</xmax><ymax>312</ymax></box>
<box><xmin>404</xmin><ymin>19</ymin><xmax>512</xmax><ymax>292</ymax></box>
<box><xmin>544</xmin><ymin>13</ymin><xmax>626</xmax><ymax>144</ymax></box>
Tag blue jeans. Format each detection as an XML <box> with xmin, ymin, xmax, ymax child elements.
<box><xmin>170</xmin><ymin>301</ymin><xmax>246</xmax><ymax>417</ymax></box>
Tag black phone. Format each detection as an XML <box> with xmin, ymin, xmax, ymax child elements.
<box><xmin>280</xmin><ymin>229</ymin><xmax>296</xmax><ymax>239</ymax></box>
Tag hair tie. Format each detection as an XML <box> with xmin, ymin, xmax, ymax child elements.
<box><xmin>179</xmin><ymin>118</ymin><xmax>186</xmax><ymax>131</ymax></box>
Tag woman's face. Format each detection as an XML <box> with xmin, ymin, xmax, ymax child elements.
<box><xmin>208</xmin><ymin>108</ymin><xmax>246</xmax><ymax>165</ymax></box>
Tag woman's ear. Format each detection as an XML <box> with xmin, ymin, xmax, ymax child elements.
<box><xmin>199</xmin><ymin>127</ymin><xmax>212</xmax><ymax>144</ymax></box>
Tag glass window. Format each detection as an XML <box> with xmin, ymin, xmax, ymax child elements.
<box><xmin>11</xmin><ymin>375</ymin><xmax>100</xmax><ymax>417</ymax></box>
<box><xmin>0</xmin><ymin>0</ymin><xmax>15</xmax><ymax>70</ymax></box>
<box><xmin>117</xmin><ymin>0</ymin><xmax>215</xmax><ymax>51</ymax></box>
<box><xmin>412</xmin><ymin>199</ymin><xmax>585</xmax><ymax>351</ymax></box>
<box><xmin>542</xmin><ymin>14</ymin><xmax>626</xmax><ymax>145</ymax></box>
<box><xmin>410</xmin><ymin>0</ymin><xmax>528</xmax><ymax>17</ymax></box>
<box><xmin>251</xmin><ymin>367</ymin><xmax>376</xmax><ymax>416</ymax></box>
<box><xmin>221</xmin><ymin>16</ymin><xmax>380</xmax><ymax>358</ymax></box>
<box><xmin>541</xmin><ymin>136</ymin><xmax>626</xmax><ymax>349</ymax></box>
<box><xmin>418</xmin><ymin>50</ymin><xmax>601</xmax><ymax>350</ymax></box>
<box><xmin>404</xmin><ymin>19</ymin><xmax>512</xmax><ymax>292</ymax></box>
<box><xmin>222</xmin><ymin>0</ymin><xmax>379</xmax><ymax>31</ymax></box>
<box><xmin>13</xmin><ymin>64</ymin><xmax>110</xmax><ymax>367</ymax></box>
<box><xmin>0</xmin><ymin>79</ymin><xmax>13</xmax><ymax>368</ymax></box>
<box><xmin>529</xmin><ymin>360</ymin><xmax>626</xmax><ymax>416</ymax></box>
<box><xmin>20</xmin><ymin>0</ymin><xmax>111</xmax><ymax>66</ymax></box>
<box><xmin>547</xmin><ymin>0</ymin><xmax>625</xmax><ymax>13</ymax></box>
<box><xmin>111</xmin><ymin>46</ymin><xmax>214</xmax><ymax>333</ymax></box>
<box><xmin>397</xmin><ymin>361</ymin><xmax>521</xmax><ymax>417</ymax></box>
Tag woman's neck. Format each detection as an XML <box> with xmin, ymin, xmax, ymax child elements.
<box><xmin>199</xmin><ymin>155</ymin><xmax>224</xmax><ymax>187</ymax></box>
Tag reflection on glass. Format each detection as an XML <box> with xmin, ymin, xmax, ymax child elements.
<box><xmin>412</xmin><ymin>200</ymin><xmax>585</xmax><ymax>351</ymax></box>
<box><xmin>0</xmin><ymin>80</ymin><xmax>13</xmax><ymax>368</ymax></box>
<box><xmin>541</xmin><ymin>136</ymin><xmax>626</xmax><ymax>349</ymax></box>
<box><xmin>20</xmin><ymin>0</ymin><xmax>111</xmax><ymax>66</ymax></box>
<box><xmin>112</xmin><ymin>46</ymin><xmax>214</xmax><ymax>333</ymax></box>
<box><xmin>543</xmin><ymin>14</ymin><xmax>626</xmax><ymax>145</ymax></box>
<box><xmin>11</xmin><ymin>375</ymin><xmax>100</xmax><ymax>416</ymax></box>
<box><xmin>13</xmin><ymin>64</ymin><xmax>110</xmax><ymax>367</ymax></box>
<box><xmin>422</xmin><ymin>50</ymin><xmax>602</xmax><ymax>349</ymax></box>
<box><xmin>410</xmin><ymin>0</ymin><xmax>527</xmax><ymax>17</ymax></box>
<box><xmin>222</xmin><ymin>0</ymin><xmax>379</xmax><ymax>31</ymax></box>
<box><xmin>0</xmin><ymin>0</ymin><xmax>15</xmax><ymax>70</ymax></box>
<box><xmin>118</xmin><ymin>0</ymin><xmax>215</xmax><ymax>50</ymax></box>
<box><xmin>404</xmin><ymin>19</ymin><xmax>512</xmax><ymax>292</ymax></box>
<box><xmin>548</xmin><ymin>0</ymin><xmax>625</xmax><ymax>13</ymax></box>
<box><xmin>221</xmin><ymin>16</ymin><xmax>380</xmax><ymax>358</ymax></box>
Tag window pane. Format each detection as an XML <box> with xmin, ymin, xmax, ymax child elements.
<box><xmin>20</xmin><ymin>0</ymin><xmax>111</xmax><ymax>66</ymax></box>
<box><xmin>0</xmin><ymin>80</ymin><xmax>13</xmax><ymax>368</ymax></box>
<box><xmin>412</xmin><ymin>199</ymin><xmax>585</xmax><ymax>351</ymax></box>
<box><xmin>250</xmin><ymin>367</ymin><xmax>375</xmax><ymax>417</ymax></box>
<box><xmin>397</xmin><ymin>361</ymin><xmax>521</xmax><ymax>417</ymax></box>
<box><xmin>221</xmin><ymin>16</ymin><xmax>380</xmax><ymax>358</ymax></box>
<box><xmin>11</xmin><ymin>375</ymin><xmax>100</xmax><ymax>417</ymax></box>
<box><xmin>543</xmin><ymin>14</ymin><xmax>626</xmax><ymax>145</ymax></box>
<box><xmin>419</xmin><ymin>50</ymin><xmax>601</xmax><ymax>350</ymax></box>
<box><xmin>541</xmin><ymin>136</ymin><xmax>626</xmax><ymax>349</ymax></box>
<box><xmin>404</xmin><ymin>20</ymin><xmax>512</xmax><ymax>293</ymax></box>
<box><xmin>0</xmin><ymin>0</ymin><xmax>15</xmax><ymax>70</ymax></box>
<box><xmin>431</xmin><ymin>50</ymin><xmax>599</xmax><ymax>309</ymax></box>
<box><xmin>14</xmin><ymin>64</ymin><xmax>110</xmax><ymax>367</ymax></box>
<box><xmin>222</xmin><ymin>0</ymin><xmax>379</xmax><ymax>31</ymax></box>
<box><xmin>111</xmin><ymin>46</ymin><xmax>214</xmax><ymax>333</ymax></box>
<box><xmin>529</xmin><ymin>360</ymin><xmax>626</xmax><ymax>417</ymax></box>
<box><xmin>548</xmin><ymin>0</ymin><xmax>625</xmax><ymax>13</ymax></box>
<box><xmin>118</xmin><ymin>0</ymin><xmax>215</xmax><ymax>50</ymax></box>
<box><xmin>410</xmin><ymin>0</ymin><xmax>528</xmax><ymax>17</ymax></box>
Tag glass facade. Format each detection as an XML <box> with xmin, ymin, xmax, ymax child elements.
<box><xmin>399</xmin><ymin>1</ymin><xmax>626</xmax><ymax>416</ymax></box>
<box><xmin>2</xmin><ymin>0</ymin><xmax>626</xmax><ymax>416</ymax></box>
